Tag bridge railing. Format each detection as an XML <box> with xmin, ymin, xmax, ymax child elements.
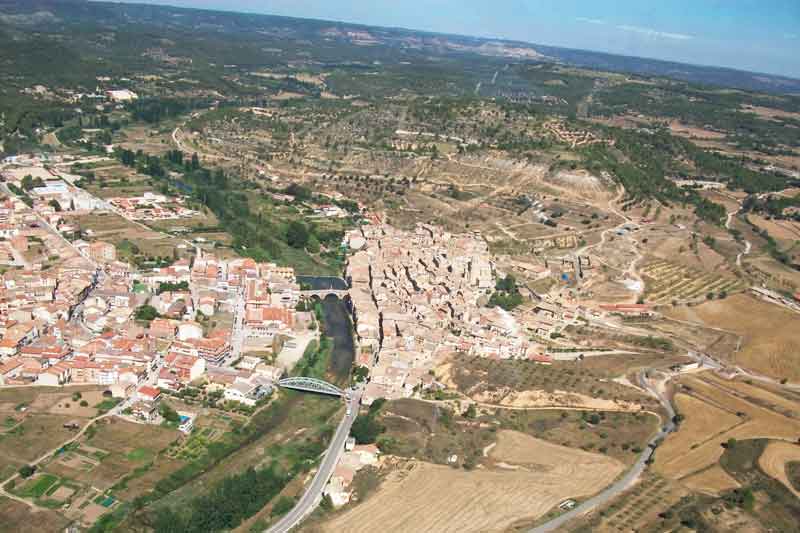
<box><xmin>277</xmin><ymin>376</ymin><xmax>344</xmax><ymax>397</ymax></box>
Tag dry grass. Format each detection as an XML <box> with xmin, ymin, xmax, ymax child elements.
<box><xmin>741</xmin><ymin>104</ymin><xmax>800</xmax><ymax>121</ymax></box>
<box><xmin>641</xmin><ymin>259</ymin><xmax>745</xmax><ymax>304</ymax></box>
<box><xmin>77</xmin><ymin>418</ymin><xmax>180</xmax><ymax>492</ymax></box>
<box><xmin>681</xmin><ymin>465</ymin><xmax>740</xmax><ymax>495</ymax></box>
<box><xmin>322</xmin><ymin>432</ymin><xmax>623</xmax><ymax>533</ymax></box>
<box><xmin>490</xmin><ymin>429</ymin><xmax>623</xmax><ymax>472</ymax></box>
<box><xmin>744</xmin><ymin>254</ymin><xmax>800</xmax><ymax>292</ymax></box>
<box><xmin>579</xmin><ymin>474</ymin><xmax>689</xmax><ymax>533</ymax></box>
<box><xmin>668</xmin><ymin>121</ymin><xmax>726</xmax><ymax>140</ymax></box>
<box><xmin>0</xmin><ymin>414</ymin><xmax>85</xmax><ymax>464</ymax></box>
<box><xmin>758</xmin><ymin>440</ymin><xmax>800</xmax><ymax>498</ymax></box>
<box><xmin>655</xmin><ymin>392</ymin><xmax>742</xmax><ymax>480</ymax></box>
<box><xmin>0</xmin><ymin>496</ymin><xmax>69</xmax><ymax>533</ymax></box>
<box><xmin>748</xmin><ymin>215</ymin><xmax>800</xmax><ymax>245</ymax></box>
<box><xmin>654</xmin><ymin>373</ymin><xmax>800</xmax><ymax>490</ymax></box>
<box><xmin>666</xmin><ymin>294</ymin><xmax>800</xmax><ymax>382</ymax></box>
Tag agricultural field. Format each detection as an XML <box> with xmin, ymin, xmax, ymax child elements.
<box><xmin>743</xmin><ymin>253</ymin><xmax>800</xmax><ymax>293</ymax></box>
<box><xmin>317</xmin><ymin>431</ymin><xmax>622</xmax><ymax>533</ymax></box>
<box><xmin>117</xmin><ymin>124</ymin><xmax>176</xmax><ymax>156</ymax></box>
<box><xmin>641</xmin><ymin>259</ymin><xmax>747</xmax><ymax>304</ymax></box>
<box><xmin>71</xmin><ymin>212</ymin><xmax>190</xmax><ymax>266</ymax></box>
<box><xmin>654</xmin><ymin>372</ymin><xmax>800</xmax><ymax>491</ymax></box>
<box><xmin>758</xmin><ymin>441</ymin><xmax>800</xmax><ymax>498</ymax></box>
<box><xmin>9</xmin><ymin>417</ymin><xmax>185</xmax><ymax>528</ymax></box>
<box><xmin>373</xmin><ymin>398</ymin><xmax>658</xmax><ymax>472</ymax></box>
<box><xmin>123</xmin><ymin>392</ymin><xmax>343</xmax><ymax>531</ymax></box>
<box><xmin>443</xmin><ymin>355</ymin><xmax>657</xmax><ymax>410</ymax></box>
<box><xmin>0</xmin><ymin>386</ymin><xmax>108</xmax><ymax>481</ymax></box>
<box><xmin>0</xmin><ymin>496</ymin><xmax>70</xmax><ymax>533</ymax></box>
<box><xmin>666</xmin><ymin>294</ymin><xmax>800</xmax><ymax>382</ymax></box>
<box><xmin>565</xmin><ymin>473</ymin><xmax>690</xmax><ymax>533</ymax></box>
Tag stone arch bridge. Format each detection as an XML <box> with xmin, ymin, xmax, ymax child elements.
<box><xmin>300</xmin><ymin>289</ymin><xmax>349</xmax><ymax>299</ymax></box>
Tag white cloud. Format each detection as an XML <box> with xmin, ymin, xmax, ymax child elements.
<box><xmin>576</xmin><ymin>17</ymin><xmax>605</xmax><ymax>25</ymax></box>
<box><xmin>616</xmin><ymin>24</ymin><xmax>693</xmax><ymax>41</ymax></box>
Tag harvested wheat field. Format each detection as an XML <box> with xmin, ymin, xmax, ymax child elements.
<box><xmin>681</xmin><ymin>465</ymin><xmax>740</xmax><ymax>495</ymax></box>
<box><xmin>656</xmin><ymin>374</ymin><xmax>800</xmax><ymax>487</ymax></box>
<box><xmin>758</xmin><ymin>440</ymin><xmax>800</xmax><ymax>498</ymax></box>
<box><xmin>490</xmin><ymin>429</ymin><xmax>624</xmax><ymax>471</ymax></box>
<box><xmin>323</xmin><ymin>431</ymin><xmax>622</xmax><ymax>533</ymax></box>
<box><xmin>666</xmin><ymin>294</ymin><xmax>800</xmax><ymax>382</ymax></box>
<box><xmin>655</xmin><ymin>393</ymin><xmax>742</xmax><ymax>479</ymax></box>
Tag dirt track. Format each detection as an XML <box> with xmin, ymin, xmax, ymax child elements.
<box><xmin>322</xmin><ymin>431</ymin><xmax>622</xmax><ymax>533</ymax></box>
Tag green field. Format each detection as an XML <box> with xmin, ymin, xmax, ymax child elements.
<box><xmin>15</xmin><ymin>474</ymin><xmax>59</xmax><ymax>499</ymax></box>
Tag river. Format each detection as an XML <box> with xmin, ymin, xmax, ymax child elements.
<box><xmin>297</xmin><ymin>276</ymin><xmax>348</xmax><ymax>291</ymax></box>
<box><xmin>318</xmin><ymin>295</ymin><xmax>355</xmax><ymax>382</ymax></box>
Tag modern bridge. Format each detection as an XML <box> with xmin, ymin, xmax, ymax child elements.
<box><xmin>277</xmin><ymin>376</ymin><xmax>345</xmax><ymax>397</ymax></box>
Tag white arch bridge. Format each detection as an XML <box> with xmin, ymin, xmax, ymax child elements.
<box><xmin>277</xmin><ymin>377</ymin><xmax>344</xmax><ymax>397</ymax></box>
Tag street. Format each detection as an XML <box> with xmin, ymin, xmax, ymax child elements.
<box><xmin>265</xmin><ymin>389</ymin><xmax>362</xmax><ymax>533</ymax></box>
<box><xmin>530</xmin><ymin>370</ymin><xmax>676</xmax><ymax>532</ymax></box>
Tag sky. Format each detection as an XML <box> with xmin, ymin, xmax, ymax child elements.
<box><xmin>114</xmin><ymin>0</ymin><xmax>800</xmax><ymax>78</ymax></box>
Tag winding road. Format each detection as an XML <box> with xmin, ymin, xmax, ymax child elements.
<box><xmin>529</xmin><ymin>370</ymin><xmax>676</xmax><ymax>532</ymax></box>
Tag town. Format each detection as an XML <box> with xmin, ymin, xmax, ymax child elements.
<box><xmin>1</xmin><ymin>2</ymin><xmax>800</xmax><ymax>533</ymax></box>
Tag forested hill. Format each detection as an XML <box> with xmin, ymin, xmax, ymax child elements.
<box><xmin>536</xmin><ymin>45</ymin><xmax>800</xmax><ymax>96</ymax></box>
<box><xmin>0</xmin><ymin>0</ymin><xmax>797</xmax><ymax>95</ymax></box>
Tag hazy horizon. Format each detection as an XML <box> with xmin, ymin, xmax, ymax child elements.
<box><xmin>106</xmin><ymin>0</ymin><xmax>800</xmax><ymax>79</ymax></box>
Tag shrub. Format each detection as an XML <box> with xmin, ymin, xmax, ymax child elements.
<box><xmin>271</xmin><ymin>496</ymin><xmax>295</xmax><ymax>517</ymax></box>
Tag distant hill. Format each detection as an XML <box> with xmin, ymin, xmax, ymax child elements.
<box><xmin>535</xmin><ymin>45</ymin><xmax>800</xmax><ymax>95</ymax></box>
<box><xmin>0</xmin><ymin>0</ymin><xmax>797</xmax><ymax>94</ymax></box>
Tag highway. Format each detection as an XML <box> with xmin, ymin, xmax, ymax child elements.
<box><xmin>530</xmin><ymin>370</ymin><xmax>675</xmax><ymax>533</ymax></box>
<box><xmin>265</xmin><ymin>389</ymin><xmax>361</xmax><ymax>533</ymax></box>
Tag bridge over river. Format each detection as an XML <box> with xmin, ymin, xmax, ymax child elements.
<box><xmin>297</xmin><ymin>275</ymin><xmax>349</xmax><ymax>298</ymax></box>
<box><xmin>277</xmin><ymin>376</ymin><xmax>344</xmax><ymax>397</ymax></box>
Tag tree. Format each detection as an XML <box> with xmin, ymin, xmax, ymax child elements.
<box><xmin>320</xmin><ymin>494</ymin><xmax>334</xmax><ymax>512</ymax></box>
<box><xmin>134</xmin><ymin>305</ymin><xmax>160</xmax><ymax>322</ymax></box>
<box><xmin>160</xmin><ymin>403</ymin><xmax>180</xmax><ymax>423</ymax></box>
<box><xmin>306</xmin><ymin>234</ymin><xmax>321</xmax><ymax>254</ymax></box>
<box><xmin>271</xmin><ymin>496</ymin><xmax>296</xmax><ymax>517</ymax></box>
<box><xmin>352</xmin><ymin>365</ymin><xmax>370</xmax><ymax>383</ymax></box>
<box><xmin>286</xmin><ymin>221</ymin><xmax>310</xmax><ymax>249</ymax></box>
<box><xmin>48</xmin><ymin>199</ymin><xmax>62</xmax><ymax>212</ymax></box>
<box><xmin>462</xmin><ymin>403</ymin><xmax>477</xmax><ymax>419</ymax></box>
<box><xmin>350</xmin><ymin>414</ymin><xmax>384</xmax><ymax>444</ymax></box>
<box><xmin>495</xmin><ymin>274</ymin><xmax>517</xmax><ymax>293</ymax></box>
<box><xmin>18</xmin><ymin>465</ymin><xmax>35</xmax><ymax>478</ymax></box>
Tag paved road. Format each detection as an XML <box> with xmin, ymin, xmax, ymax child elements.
<box><xmin>530</xmin><ymin>370</ymin><xmax>675</xmax><ymax>532</ymax></box>
<box><xmin>265</xmin><ymin>390</ymin><xmax>361</xmax><ymax>533</ymax></box>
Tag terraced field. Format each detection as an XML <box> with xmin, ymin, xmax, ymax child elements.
<box><xmin>641</xmin><ymin>260</ymin><xmax>747</xmax><ymax>304</ymax></box>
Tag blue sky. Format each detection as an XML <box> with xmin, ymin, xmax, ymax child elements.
<box><xmin>119</xmin><ymin>0</ymin><xmax>800</xmax><ymax>78</ymax></box>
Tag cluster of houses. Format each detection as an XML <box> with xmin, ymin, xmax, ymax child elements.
<box><xmin>345</xmin><ymin>222</ymin><xmax>547</xmax><ymax>405</ymax></box>
<box><xmin>324</xmin><ymin>438</ymin><xmax>380</xmax><ymax>506</ymax></box>
<box><xmin>0</xmin><ymin>231</ymin><xmax>309</xmax><ymax>417</ymax></box>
